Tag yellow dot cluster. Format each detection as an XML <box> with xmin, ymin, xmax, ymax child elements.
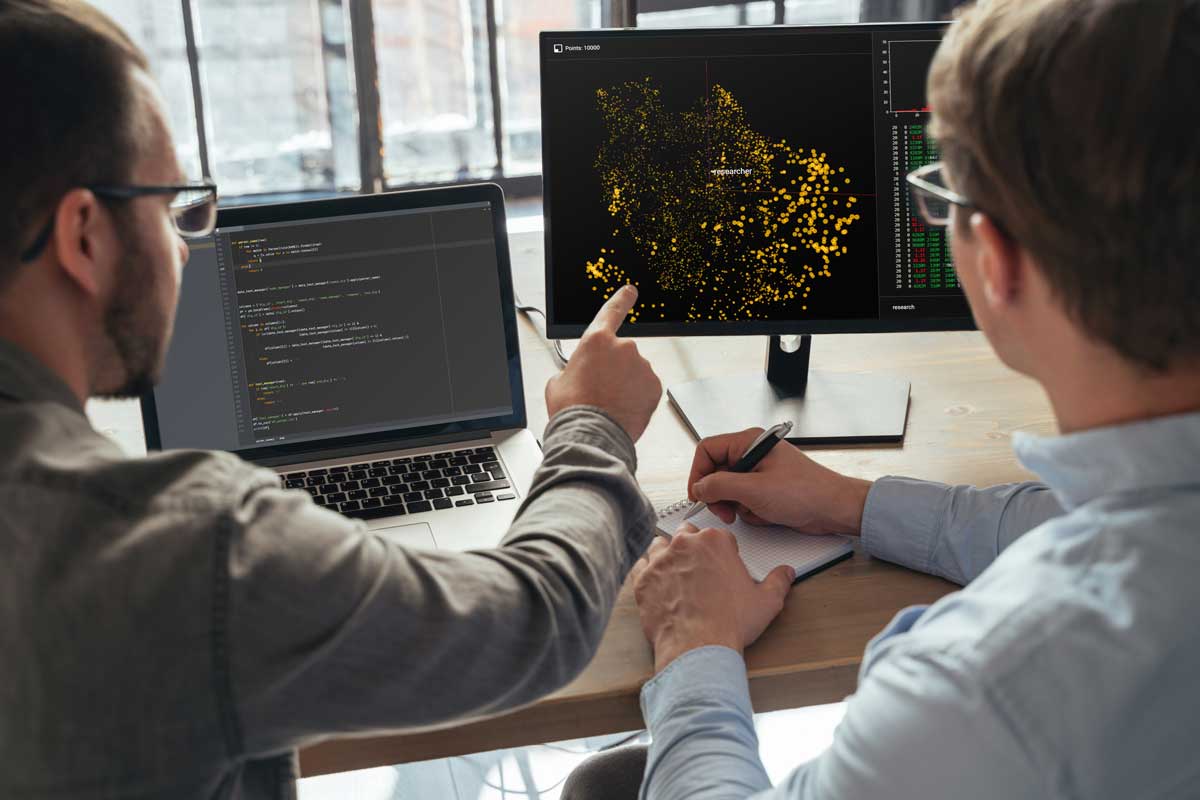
<box><xmin>587</xmin><ymin>79</ymin><xmax>864</xmax><ymax>322</ymax></box>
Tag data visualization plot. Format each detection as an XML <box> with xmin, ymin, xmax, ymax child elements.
<box><xmin>887</xmin><ymin>39</ymin><xmax>940</xmax><ymax>114</ymax></box>
<box><xmin>545</xmin><ymin>47</ymin><xmax>880</xmax><ymax>326</ymax></box>
<box><xmin>586</xmin><ymin>79</ymin><xmax>866</xmax><ymax>322</ymax></box>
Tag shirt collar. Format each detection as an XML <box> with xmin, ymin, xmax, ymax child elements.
<box><xmin>1014</xmin><ymin>410</ymin><xmax>1200</xmax><ymax>510</ymax></box>
<box><xmin>0</xmin><ymin>338</ymin><xmax>85</xmax><ymax>413</ymax></box>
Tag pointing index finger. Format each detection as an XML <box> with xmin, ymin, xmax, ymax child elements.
<box><xmin>586</xmin><ymin>284</ymin><xmax>638</xmax><ymax>335</ymax></box>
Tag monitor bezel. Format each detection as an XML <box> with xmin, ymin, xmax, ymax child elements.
<box><xmin>140</xmin><ymin>182</ymin><xmax>528</xmax><ymax>464</ymax></box>
<box><xmin>539</xmin><ymin>21</ymin><xmax>973</xmax><ymax>339</ymax></box>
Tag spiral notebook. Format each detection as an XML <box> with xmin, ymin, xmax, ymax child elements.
<box><xmin>656</xmin><ymin>500</ymin><xmax>854</xmax><ymax>583</ymax></box>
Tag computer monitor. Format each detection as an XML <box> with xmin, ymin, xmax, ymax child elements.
<box><xmin>540</xmin><ymin>22</ymin><xmax>967</xmax><ymax>443</ymax></box>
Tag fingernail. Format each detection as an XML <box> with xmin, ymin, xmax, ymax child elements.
<box><xmin>787</xmin><ymin>567</ymin><xmax>797</xmax><ymax>581</ymax></box>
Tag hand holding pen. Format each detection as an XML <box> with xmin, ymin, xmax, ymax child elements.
<box><xmin>686</xmin><ymin>423</ymin><xmax>873</xmax><ymax>535</ymax></box>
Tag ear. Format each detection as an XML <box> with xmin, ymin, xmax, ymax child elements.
<box><xmin>969</xmin><ymin>211</ymin><xmax>1023</xmax><ymax>311</ymax></box>
<box><xmin>50</xmin><ymin>188</ymin><xmax>120</xmax><ymax>300</ymax></box>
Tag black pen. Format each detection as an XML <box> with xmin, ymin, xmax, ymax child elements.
<box><xmin>682</xmin><ymin>421</ymin><xmax>794</xmax><ymax>521</ymax></box>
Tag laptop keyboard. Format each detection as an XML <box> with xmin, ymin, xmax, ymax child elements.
<box><xmin>280</xmin><ymin>446</ymin><xmax>516</xmax><ymax>522</ymax></box>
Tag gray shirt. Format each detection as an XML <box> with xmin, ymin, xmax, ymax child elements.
<box><xmin>640</xmin><ymin>410</ymin><xmax>1200</xmax><ymax>799</ymax></box>
<box><xmin>0</xmin><ymin>340</ymin><xmax>656</xmax><ymax>799</ymax></box>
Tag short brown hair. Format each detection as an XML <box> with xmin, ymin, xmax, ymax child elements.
<box><xmin>0</xmin><ymin>0</ymin><xmax>150</xmax><ymax>281</ymax></box>
<box><xmin>929</xmin><ymin>0</ymin><xmax>1200</xmax><ymax>371</ymax></box>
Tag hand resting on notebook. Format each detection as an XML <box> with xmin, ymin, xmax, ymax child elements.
<box><xmin>631</xmin><ymin>522</ymin><xmax>796</xmax><ymax>672</ymax></box>
<box><xmin>688</xmin><ymin>427</ymin><xmax>872</xmax><ymax>536</ymax></box>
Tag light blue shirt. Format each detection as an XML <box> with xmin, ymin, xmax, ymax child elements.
<box><xmin>639</xmin><ymin>411</ymin><xmax>1200</xmax><ymax>800</ymax></box>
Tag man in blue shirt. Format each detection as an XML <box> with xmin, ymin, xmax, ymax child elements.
<box><xmin>566</xmin><ymin>1</ymin><xmax>1200</xmax><ymax>798</ymax></box>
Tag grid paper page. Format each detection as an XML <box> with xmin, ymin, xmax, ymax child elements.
<box><xmin>656</xmin><ymin>501</ymin><xmax>853</xmax><ymax>582</ymax></box>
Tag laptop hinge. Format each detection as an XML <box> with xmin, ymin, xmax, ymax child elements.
<box><xmin>250</xmin><ymin>429</ymin><xmax>494</xmax><ymax>469</ymax></box>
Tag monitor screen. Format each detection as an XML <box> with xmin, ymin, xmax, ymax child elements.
<box><xmin>145</xmin><ymin>192</ymin><xmax>519</xmax><ymax>460</ymax></box>
<box><xmin>541</xmin><ymin>23</ymin><xmax>972</xmax><ymax>337</ymax></box>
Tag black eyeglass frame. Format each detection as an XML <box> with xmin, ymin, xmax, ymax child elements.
<box><xmin>18</xmin><ymin>181</ymin><xmax>218</xmax><ymax>263</ymax></box>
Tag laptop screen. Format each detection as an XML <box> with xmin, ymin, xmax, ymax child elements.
<box><xmin>147</xmin><ymin>191</ymin><xmax>519</xmax><ymax>458</ymax></box>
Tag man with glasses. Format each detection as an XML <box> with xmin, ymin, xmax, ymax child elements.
<box><xmin>564</xmin><ymin>0</ymin><xmax>1200</xmax><ymax>798</ymax></box>
<box><xmin>1</xmin><ymin>2</ymin><xmax>665</xmax><ymax>797</ymax></box>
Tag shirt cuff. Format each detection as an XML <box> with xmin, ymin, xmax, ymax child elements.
<box><xmin>543</xmin><ymin>405</ymin><xmax>638</xmax><ymax>474</ymax></box>
<box><xmin>640</xmin><ymin>645</ymin><xmax>754</xmax><ymax>730</ymax></box>
<box><xmin>860</xmin><ymin>476</ymin><xmax>948</xmax><ymax>575</ymax></box>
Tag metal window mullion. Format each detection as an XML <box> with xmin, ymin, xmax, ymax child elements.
<box><xmin>484</xmin><ymin>0</ymin><xmax>505</xmax><ymax>178</ymax></box>
<box><xmin>348</xmin><ymin>0</ymin><xmax>385</xmax><ymax>193</ymax></box>
<box><xmin>180</xmin><ymin>0</ymin><xmax>212</xmax><ymax>179</ymax></box>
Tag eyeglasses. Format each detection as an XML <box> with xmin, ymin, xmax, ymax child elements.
<box><xmin>18</xmin><ymin>180</ymin><xmax>218</xmax><ymax>263</ymax></box>
<box><xmin>905</xmin><ymin>162</ymin><xmax>975</xmax><ymax>227</ymax></box>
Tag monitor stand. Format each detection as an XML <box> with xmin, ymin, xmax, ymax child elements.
<box><xmin>667</xmin><ymin>335</ymin><xmax>911</xmax><ymax>445</ymax></box>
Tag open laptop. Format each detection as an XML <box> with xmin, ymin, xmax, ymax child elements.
<box><xmin>140</xmin><ymin>183</ymin><xmax>541</xmax><ymax>553</ymax></box>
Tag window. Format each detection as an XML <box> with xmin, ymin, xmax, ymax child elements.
<box><xmin>84</xmin><ymin>1</ymin><xmax>951</xmax><ymax>201</ymax></box>
<box><xmin>374</xmin><ymin>0</ymin><xmax>497</xmax><ymax>184</ymax></box>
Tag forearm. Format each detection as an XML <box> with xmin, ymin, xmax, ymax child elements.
<box><xmin>639</xmin><ymin>647</ymin><xmax>773</xmax><ymax>800</ymax></box>
<box><xmin>231</xmin><ymin>406</ymin><xmax>657</xmax><ymax>750</ymax></box>
<box><xmin>860</xmin><ymin>477</ymin><xmax>1062</xmax><ymax>585</ymax></box>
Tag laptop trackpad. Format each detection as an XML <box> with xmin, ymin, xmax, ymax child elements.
<box><xmin>372</xmin><ymin>521</ymin><xmax>437</xmax><ymax>550</ymax></box>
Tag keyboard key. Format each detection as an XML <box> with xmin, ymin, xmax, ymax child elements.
<box><xmin>488</xmin><ymin>467</ymin><xmax>506</xmax><ymax>479</ymax></box>
<box><xmin>434</xmin><ymin>451</ymin><xmax>453</xmax><ymax>459</ymax></box>
<box><xmin>348</xmin><ymin>470</ymin><xmax>367</xmax><ymax>481</ymax></box>
<box><xmin>455</xmin><ymin>499</ymin><xmax>474</xmax><ymax>507</ymax></box>
<box><xmin>361</xmin><ymin>498</ymin><xmax>382</xmax><ymax>509</ymax></box>
<box><xmin>343</xmin><ymin>504</ymin><xmax>402</xmax><ymax>521</ymax></box>
<box><xmin>382</xmin><ymin>496</ymin><xmax>405</xmax><ymax>508</ymax></box>
<box><xmin>431</xmin><ymin>478</ymin><xmax>450</xmax><ymax>488</ymax></box>
<box><xmin>284</xmin><ymin>479</ymin><xmax>305</xmax><ymax>489</ymax></box>
<box><xmin>468</xmin><ymin>480</ymin><xmax>511</xmax><ymax>494</ymax></box>
<box><xmin>361</xmin><ymin>478</ymin><xmax>381</xmax><ymax>489</ymax></box>
<box><xmin>454</xmin><ymin>448</ymin><xmax>474</xmax><ymax>456</ymax></box>
<box><xmin>369</xmin><ymin>487</ymin><xmax>390</xmax><ymax>498</ymax></box>
<box><xmin>468</xmin><ymin>454</ymin><xmax>493</xmax><ymax>464</ymax></box>
<box><xmin>497</xmin><ymin>493</ymin><xmax>516</xmax><ymax>501</ymax></box>
<box><xmin>445</xmin><ymin>486</ymin><xmax>465</xmax><ymax>497</ymax></box>
<box><xmin>326</xmin><ymin>492</ymin><xmax>347</xmax><ymax>504</ymax></box>
<box><xmin>475</xmin><ymin>495</ymin><xmax>496</xmax><ymax>504</ymax></box>
<box><xmin>424</xmin><ymin>489</ymin><xmax>444</xmax><ymax>499</ymax></box>
<box><xmin>463</xmin><ymin>464</ymin><xmax>483</xmax><ymax>474</ymax></box>
<box><xmin>443</xmin><ymin>466</ymin><xmax>462</xmax><ymax>477</ymax></box>
<box><xmin>474</xmin><ymin>446</ymin><xmax>496</xmax><ymax>455</ymax></box>
<box><xmin>407</xmin><ymin>501</ymin><xmax>433</xmax><ymax>514</ymax></box>
<box><xmin>482</xmin><ymin>462</ymin><xmax>501</xmax><ymax>473</ymax></box>
<box><xmin>308</xmin><ymin>468</ymin><xmax>328</xmax><ymax>476</ymax></box>
<box><xmin>339</xmin><ymin>480</ymin><xmax>361</xmax><ymax>492</ymax></box>
<box><xmin>368</xmin><ymin>468</ymin><xmax>388</xmax><ymax>477</ymax></box>
<box><xmin>390</xmin><ymin>485</ymin><xmax>407</xmax><ymax>495</ymax></box>
<box><xmin>451</xmin><ymin>476</ymin><xmax>473</xmax><ymax>486</ymax></box>
<box><xmin>330</xmin><ymin>466</ymin><xmax>349</xmax><ymax>474</ymax></box>
<box><xmin>340</xmin><ymin>500</ymin><xmax>361</xmax><ymax>512</ymax></box>
<box><xmin>449</xmin><ymin>457</ymin><xmax>469</xmax><ymax>467</ymax></box>
<box><xmin>433</xmin><ymin>498</ymin><xmax>453</xmax><ymax>510</ymax></box>
<box><xmin>388</xmin><ymin>465</ymin><xmax>408</xmax><ymax>475</ymax></box>
<box><xmin>313</xmin><ymin>495</ymin><xmax>328</xmax><ymax>506</ymax></box>
<box><xmin>382</xmin><ymin>475</ymin><xmax>401</xmax><ymax>485</ymax></box>
<box><xmin>347</xmin><ymin>489</ymin><xmax>368</xmax><ymax>500</ymax></box>
<box><xmin>319</xmin><ymin>484</ymin><xmax>340</xmax><ymax>495</ymax></box>
<box><xmin>471</xmin><ymin>473</ymin><xmax>493</xmax><ymax>484</ymax></box>
<box><xmin>285</xmin><ymin>471</ymin><xmax>307</xmax><ymax>480</ymax></box>
<box><xmin>429</xmin><ymin>459</ymin><xmax>449</xmax><ymax>470</ymax></box>
<box><xmin>371</xmin><ymin>460</ymin><xmax>391</xmax><ymax>468</ymax></box>
<box><xmin>403</xmin><ymin>492</ymin><xmax>424</xmax><ymax>503</ymax></box>
<box><xmin>421</xmin><ymin>470</ymin><xmax>442</xmax><ymax>481</ymax></box>
<box><xmin>408</xmin><ymin>481</ymin><xmax>430</xmax><ymax>492</ymax></box>
<box><xmin>414</xmin><ymin>455</ymin><xmax>432</xmax><ymax>462</ymax></box>
<box><xmin>305</xmin><ymin>475</ymin><xmax>327</xmax><ymax>486</ymax></box>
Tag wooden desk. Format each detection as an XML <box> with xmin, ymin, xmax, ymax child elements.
<box><xmin>294</xmin><ymin>231</ymin><xmax>1058</xmax><ymax>777</ymax></box>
